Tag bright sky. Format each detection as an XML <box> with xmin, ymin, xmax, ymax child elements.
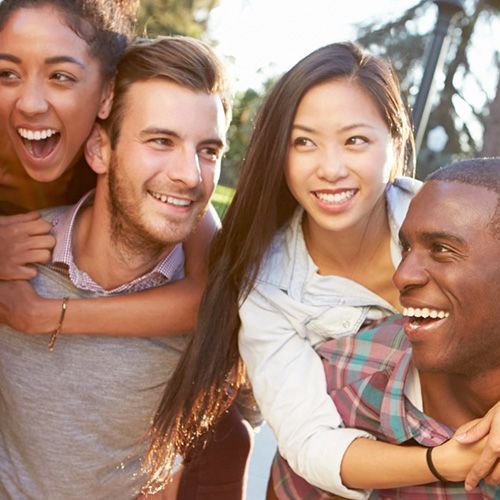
<box><xmin>208</xmin><ymin>0</ymin><xmax>418</xmax><ymax>90</ymax></box>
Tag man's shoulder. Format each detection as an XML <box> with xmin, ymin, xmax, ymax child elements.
<box><xmin>356</xmin><ymin>314</ymin><xmax>409</xmax><ymax>349</ymax></box>
<box><xmin>317</xmin><ymin>314</ymin><xmax>409</xmax><ymax>368</ymax></box>
<box><xmin>32</xmin><ymin>265</ymin><xmax>87</xmax><ymax>299</ymax></box>
<box><xmin>39</xmin><ymin>205</ymin><xmax>72</xmax><ymax>224</ymax></box>
<box><xmin>318</xmin><ymin>315</ymin><xmax>413</xmax><ymax>441</ymax></box>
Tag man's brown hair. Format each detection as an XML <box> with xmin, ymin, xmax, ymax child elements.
<box><xmin>102</xmin><ymin>36</ymin><xmax>232</xmax><ymax>148</ymax></box>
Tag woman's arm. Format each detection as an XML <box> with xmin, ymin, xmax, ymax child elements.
<box><xmin>239</xmin><ymin>286</ymin><xmax>373</xmax><ymax>498</ymax></box>
<box><xmin>0</xmin><ymin>206</ymin><xmax>220</xmax><ymax>337</ymax></box>
<box><xmin>340</xmin><ymin>435</ymin><xmax>487</xmax><ymax>490</ymax></box>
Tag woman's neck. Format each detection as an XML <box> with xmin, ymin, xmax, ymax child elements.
<box><xmin>303</xmin><ymin>195</ymin><xmax>390</xmax><ymax>275</ymax></box>
<box><xmin>0</xmin><ymin>140</ymin><xmax>90</xmax><ymax>213</ymax></box>
<box><xmin>302</xmin><ymin>194</ymin><xmax>400</xmax><ymax>309</ymax></box>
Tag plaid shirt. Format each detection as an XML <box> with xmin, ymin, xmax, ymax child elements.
<box><xmin>45</xmin><ymin>190</ymin><xmax>184</xmax><ymax>294</ymax></box>
<box><xmin>272</xmin><ymin>315</ymin><xmax>496</xmax><ymax>499</ymax></box>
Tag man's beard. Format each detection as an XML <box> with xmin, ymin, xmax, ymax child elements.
<box><xmin>107</xmin><ymin>155</ymin><xmax>172</xmax><ymax>263</ymax></box>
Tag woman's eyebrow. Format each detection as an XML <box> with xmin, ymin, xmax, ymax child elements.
<box><xmin>45</xmin><ymin>55</ymin><xmax>85</xmax><ymax>68</ymax></box>
<box><xmin>0</xmin><ymin>53</ymin><xmax>21</xmax><ymax>64</ymax></box>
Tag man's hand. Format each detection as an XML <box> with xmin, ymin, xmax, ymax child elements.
<box><xmin>0</xmin><ymin>212</ymin><xmax>55</xmax><ymax>280</ymax></box>
<box><xmin>453</xmin><ymin>402</ymin><xmax>500</xmax><ymax>489</ymax></box>
<box><xmin>431</xmin><ymin>434</ymin><xmax>489</xmax><ymax>486</ymax></box>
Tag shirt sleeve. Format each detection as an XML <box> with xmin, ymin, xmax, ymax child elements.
<box><xmin>239</xmin><ymin>286</ymin><xmax>373</xmax><ymax>499</ymax></box>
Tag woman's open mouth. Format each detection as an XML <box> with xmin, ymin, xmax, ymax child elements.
<box><xmin>17</xmin><ymin>127</ymin><xmax>60</xmax><ymax>159</ymax></box>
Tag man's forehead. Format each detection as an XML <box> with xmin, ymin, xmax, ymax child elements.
<box><xmin>123</xmin><ymin>78</ymin><xmax>227</xmax><ymax>140</ymax></box>
<box><xmin>403</xmin><ymin>180</ymin><xmax>497</xmax><ymax>236</ymax></box>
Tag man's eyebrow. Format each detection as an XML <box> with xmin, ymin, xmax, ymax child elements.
<box><xmin>199</xmin><ymin>138</ymin><xmax>226</xmax><ymax>149</ymax></box>
<box><xmin>0</xmin><ymin>53</ymin><xmax>21</xmax><ymax>64</ymax></box>
<box><xmin>421</xmin><ymin>231</ymin><xmax>465</xmax><ymax>245</ymax></box>
<box><xmin>139</xmin><ymin>128</ymin><xmax>225</xmax><ymax>148</ymax></box>
<box><xmin>140</xmin><ymin>127</ymin><xmax>180</xmax><ymax>139</ymax></box>
<box><xmin>399</xmin><ymin>229</ymin><xmax>466</xmax><ymax>246</ymax></box>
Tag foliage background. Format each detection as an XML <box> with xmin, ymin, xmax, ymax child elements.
<box><xmin>137</xmin><ymin>0</ymin><xmax>500</xmax><ymax>207</ymax></box>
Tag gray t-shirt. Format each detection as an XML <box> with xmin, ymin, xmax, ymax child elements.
<box><xmin>0</xmin><ymin>202</ymin><xmax>188</xmax><ymax>499</ymax></box>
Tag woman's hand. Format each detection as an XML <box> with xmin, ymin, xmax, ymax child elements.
<box><xmin>0</xmin><ymin>212</ymin><xmax>55</xmax><ymax>280</ymax></box>
<box><xmin>452</xmin><ymin>402</ymin><xmax>500</xmax><ymax>489</ymax></box>
<box><xmin>0</xmin><ymin>280</ymin><xmax>60</xmax><ymax>334</ymax></box>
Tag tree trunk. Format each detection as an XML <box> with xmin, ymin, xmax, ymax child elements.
<box><xmin>482</xmin><ymin>77</ymin><xmax>500</xmax><ymax>157</ymax></box>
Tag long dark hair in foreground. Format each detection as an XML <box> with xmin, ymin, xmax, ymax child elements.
<box><xmin>146</xmin><ymin>41</ymin><xmax>414</xmax><ymax>489</ymax></box>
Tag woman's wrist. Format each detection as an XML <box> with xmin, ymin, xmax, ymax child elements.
<box><xmin>432</xmin><ymin>441</ymin><xmax>458</xmax><ymax>481</ymax></box>
<box><xmin>24</xmin><ymin>296</ymin><xmax>63</xmax><ymax>335</ymax></box>
<box><xmin>431</xmin><ymin>438</ymin><xmax>470</xmax><ymax>483</ymax></box>
<box><xmin>426</xmin><ymin>446</ymin><xmax>449</xmax><ymax>482</ymax></box>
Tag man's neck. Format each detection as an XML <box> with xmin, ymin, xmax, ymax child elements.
<box><xmin>419</xmin><ymin>370</ymin><xmax>500</xmax><ymax>429</ymax></box>
<box><xmin>72</xmin><ymin>196</ymin><xmax>175</xmax><ymax>290</ymax></box>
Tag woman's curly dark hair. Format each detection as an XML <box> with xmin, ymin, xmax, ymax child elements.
<box><xmin>0</xmin><ymin>0</ymin><xmax>140</xmax><ymax>79</ymax></box>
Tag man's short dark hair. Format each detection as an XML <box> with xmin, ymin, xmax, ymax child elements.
<box><xmin>427</xmin><ymin>157</ymin><xmax>500</xmax><ymax>238</ymax></box>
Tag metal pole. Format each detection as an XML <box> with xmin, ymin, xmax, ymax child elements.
<box><xmin>412</xmin><ymin>0</ymin><xmax>465</xmax><ymax>156</ymax></box>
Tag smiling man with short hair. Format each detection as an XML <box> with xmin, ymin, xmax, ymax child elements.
<box><xmin>273</xmin><ymin>157</ymin><xmax>500</xmax><ymax>498</ymax></box>
<box><xmin>0</xmin><ymin>35</ymin><xmax>231</xmax><ymax>498</ymax></box>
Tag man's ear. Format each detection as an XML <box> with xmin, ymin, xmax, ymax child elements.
<box><xmin>97</xmin><ymin>78</ymin><xmax>114</xmax><ymax>120</ymax></box>
<box><xmin>85</xmin><ymin>124</ymin><xmax>111</xmax><ymax>175</ymax></box>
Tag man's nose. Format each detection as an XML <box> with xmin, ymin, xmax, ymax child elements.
<box><xmin>170</xmin><ymin>148</ymin><xmax>202</xmax><ymax>189</ymax></box>
<box><xmin>393</xmin><ymin>249</ymin><xmax>429</xmax><ymax>294</ymax></box>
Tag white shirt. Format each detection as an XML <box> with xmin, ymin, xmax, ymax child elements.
<box><xmin>239</xmin><ymin>178</ymin><xmax>421</xmax><ymax>498</ymax></box>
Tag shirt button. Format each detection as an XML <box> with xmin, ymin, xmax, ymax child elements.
<box><xmin>342</xmin><ymin>320</ymin><xmax>351</xmax><ymax>329</ymax></box>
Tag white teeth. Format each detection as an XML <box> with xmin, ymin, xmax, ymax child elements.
<box><xmin>168</xmin><ymin>197</ymin><xmax>190</xmax><ymax>207</ymax></box>
<box><xmin>150</xmin><ymin>191</ymin><xmax>191</xmax><ymax>206</ymax></box>
<box><xmin>316</xmin><ymin>190</ymin><xmax>355</xmax><ymax>204</ymax></box>
<box><xmin>17</xmin><ymin>128</ymin><xmax>57</xmax><ymax>141</ymax></box>
<box><xmin>403</xmin><ymin>307</ymin><xmax>449</xmax><ymax>319</ymax></box>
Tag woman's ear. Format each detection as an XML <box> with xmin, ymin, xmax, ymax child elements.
<box><xmin>84</xmin><ymin>124</ymin><xmax>111</xmax><ymax>175</ymax></box>
<box><xmin>97</xmin><ymin>78</ymin><xmax>115</xmax><ymax>120</ymax></box>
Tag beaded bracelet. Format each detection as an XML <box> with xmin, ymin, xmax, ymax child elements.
<box><xmin>48</xmin><ymin>297</ymin><xmax>69</xmax><ymax>352</ymax></box>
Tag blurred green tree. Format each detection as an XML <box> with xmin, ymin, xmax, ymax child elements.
<box><xmin>221</xmin><ymin>77</ymin><xmax>278</xmax><ymax>188</ymax></box>
<box><xmin>137</xmin><ymin>0</ymin><xmax>220</xmax><ymax>38</ymax></box>
<box><xmin>356</xmin><ymin>0</ymin><xmax>500</xmax><ymax>178</ymax></box>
